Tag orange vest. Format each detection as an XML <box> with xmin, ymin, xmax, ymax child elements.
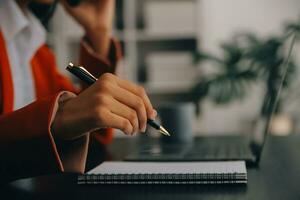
<box><xmin>0</xmin><ymin>31</ymin><xmax>121</xmax><ymax>172</ymax></box>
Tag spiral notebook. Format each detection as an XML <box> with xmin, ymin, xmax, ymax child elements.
<box><xmin>78</xmin><ymin>161</ymin><xmax>247</xmax><ymax>184</ymax></box>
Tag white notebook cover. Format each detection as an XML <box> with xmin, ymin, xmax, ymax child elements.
<box><xmin>88</xmin><ymin>161</ymin><xmax>247</xmax><ymax>175</ymax></box>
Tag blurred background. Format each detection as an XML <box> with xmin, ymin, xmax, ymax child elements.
<box><xmin>47</xmin><ymin>0</ymin><xmax>300</xmax><ymax>137</ymax></box>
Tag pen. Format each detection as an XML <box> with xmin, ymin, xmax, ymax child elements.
<box><xmin>66</xmin><ymin>63</ymin><xmax>170</xmax><ymax>136</ymax></box>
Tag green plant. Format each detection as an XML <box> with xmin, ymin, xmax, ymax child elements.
<box><xmin>192</xmin><ymin>18</ymin><xmax>300</xmax><ymax>116</ymax></box>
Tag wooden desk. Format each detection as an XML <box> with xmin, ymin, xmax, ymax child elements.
<box><xmin>2</xmin><ymin>136</ymin><xmax>300</xmax><ymax>200</ymax></box>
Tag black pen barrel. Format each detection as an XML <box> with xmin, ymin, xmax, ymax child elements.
<box><xmin>147</xmin><ymin>119</ymin><xmax>160</xmax><ymax>130</ymax></box>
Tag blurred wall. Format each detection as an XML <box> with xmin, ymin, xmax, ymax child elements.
<box><xmin>49</xmin><ymin>0</ymin><xmax>300</xmax><ymax>136</ymax></box>
<box><xmin>196</xmin><ymin>0</ymin><xmax>300</xmax><ymax>135</ymax></box>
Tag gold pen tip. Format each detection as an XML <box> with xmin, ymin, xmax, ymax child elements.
<box><xmin>159</xmin><ymin>126</ymin><xmax>170</xmax><ymax>136</ymax></box>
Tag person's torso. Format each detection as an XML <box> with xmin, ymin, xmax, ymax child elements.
<box><xmin>0</xmin><ymin>0</ymin><xmax>58</xmax><ymax>113</ymax></box>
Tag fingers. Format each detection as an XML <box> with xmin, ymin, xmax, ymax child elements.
<box><xmin>93</xmin><ymin>73</ymin><xmax>156</xmax><ymax>136</ymax></box>
<box><xmin>109</xmin><ymin>98</ymin><xmax>139</xmax><ymax>135</ymax></box>
<box><xmin>104</xmin><ymin>112</ymin><xmax>134</xmax><ymax>135</ymax></box>
<box><xmin>111</xmin><ymin>86</ymin><xmax>148</xmax><ymax>132</ymax></box>
<box><xmin>116</xmin><ymin>78</ymin><xmax>156</xmax><ymax>119</ymax></box>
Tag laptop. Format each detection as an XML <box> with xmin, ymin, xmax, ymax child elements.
<box><xmin>125</xmin><ymin>33</ymin><xmax>297</xmax><ymax>167</ymax></box>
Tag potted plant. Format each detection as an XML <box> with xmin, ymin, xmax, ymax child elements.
<box><xmin>191</xmin><ymin>19</ymin><xmax>300</xmax><ymax>134</ymax></box>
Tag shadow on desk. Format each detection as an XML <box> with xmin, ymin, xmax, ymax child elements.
<box><xmin>1</xmin><ymin>135</ymin><xmax>300</xmax><ymax>200</ymax></box>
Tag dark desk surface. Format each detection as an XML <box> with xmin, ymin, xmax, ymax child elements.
<box><xmin>2</xmin><ymin>135</ymin><xmax>300</xmax><ymax>200</ymax></box>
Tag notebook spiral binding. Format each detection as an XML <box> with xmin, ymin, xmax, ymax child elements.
<box><xmin>78</xmin><ymin>173</ymin><xmax>247</xmax><ymax>184</ymax></box>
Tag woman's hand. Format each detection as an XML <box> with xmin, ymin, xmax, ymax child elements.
<box><xmin>52</xmin><ymin>73</ymin><xmax>157</xmax><ymax>140</ymax></box>
<box><xmin>60</xmin><ymin>0</ymin><xmax>115</xmax><ymax>56</ymax></box>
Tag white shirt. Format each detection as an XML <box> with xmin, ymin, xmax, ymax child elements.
<box><xmin>0</xmin><ymin>0</ymin><xmax>46</xmax><ymax>110</ymax></box>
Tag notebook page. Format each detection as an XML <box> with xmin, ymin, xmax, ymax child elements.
<box><xmin>88</xmin><ymin>161</ymin><xmax>246</xmax><ymax>174</ymax></box>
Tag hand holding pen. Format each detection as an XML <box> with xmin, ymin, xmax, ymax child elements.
<box><xmin>52</xmin><ymin>63</ymin><xmax>169</xmax><ymax>140</ymax></box>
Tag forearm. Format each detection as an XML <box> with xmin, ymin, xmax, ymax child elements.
<box><xmin>86</xmin><ymin>0</ymin><xmax>114</xmax><ymax>56</ymax></box>
<box><xmin>85</xmin><ymin>28</ymin><xmax>111</xmax><ymax>58</ymax></box>
<box><xmin>62</xmin><ymin>0</ymin><xmax>116</xmax><ymax>58</ymax></box>
<box><xmin>80</xmin><ymin>37</ymin><xmax>122</xmax><ymax>80</ymax></box>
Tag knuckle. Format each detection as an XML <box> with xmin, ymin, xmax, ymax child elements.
<box><xmin>135</xmin><ymin>99</ymin><xmax>146</xmax><ymax>118</ymax></box>
<box><xmin>100</xmin><ymin>73</ymin><xmax>114</xmax><ymax>81</ymax></box>
<box><xmin>93</xmin><ymin>107</ymin><xmax>106</xmax><ymax>125</ymax></box>
<box><xmin>95</xmin><ymin>95</ymin><xmax>110</xmax><ymax>106</ymax></box>
<box><xmin>137</xmin><ymin>86</ymin><xmax>146</xmax><ymax>96</ymax></box>
<box><xmin>122</xmin><ymin>119</ymin><xmax>132</xmax><ymax>133</ymax></box>
<box><xmin>136</xmin><ymin>106</ymin><xmax>146</xmax><ymax>119</ymax></box>
<box><xmin>99</xmin><ymin>81</ymin><xmax>112</xmax><ymax>93</ymax></box>
<box><xmin>136</xmin><ymin>98</ymin><xmax>144</xmax><ymax>108</ymax></box>
<box><xmin>128</xmin><ymin>110</ymin><xmax>137</xmax><ymax>122</ymax></box>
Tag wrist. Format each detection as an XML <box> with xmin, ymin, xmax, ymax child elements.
<box><xmin>84</xmin><ymin>27</ymin><xmax>111</xmax><ymax>57</ymax></box>
<box><xmin>51</xmin><ymin>92</ymin><xmax>79</xmax><ymax>140</ymax></box>
<box><xmin>51</xmin><ymin>97</ymin><xmax>73</xmax><ymax>140</ymax></box>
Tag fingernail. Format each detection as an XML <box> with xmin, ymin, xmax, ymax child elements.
<box><xmin>152</xmin><ymin>109</ymin><xmax>158</xmax><ymax>119</ymax></box>
<box><xmin>142</xmin><ymin>125</ymin><xmax>147</xmax><ymax>133</ymax></box>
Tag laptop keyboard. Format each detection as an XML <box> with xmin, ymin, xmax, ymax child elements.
<box><xmin>125</xmin><ymin>137</ymin><xmax>255</xmax><ymax>161</ymax></box>
<box><xmin>184</xmin><ymin>141</ymin><xmax>253</xmax><ymax>160</ymax></box>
